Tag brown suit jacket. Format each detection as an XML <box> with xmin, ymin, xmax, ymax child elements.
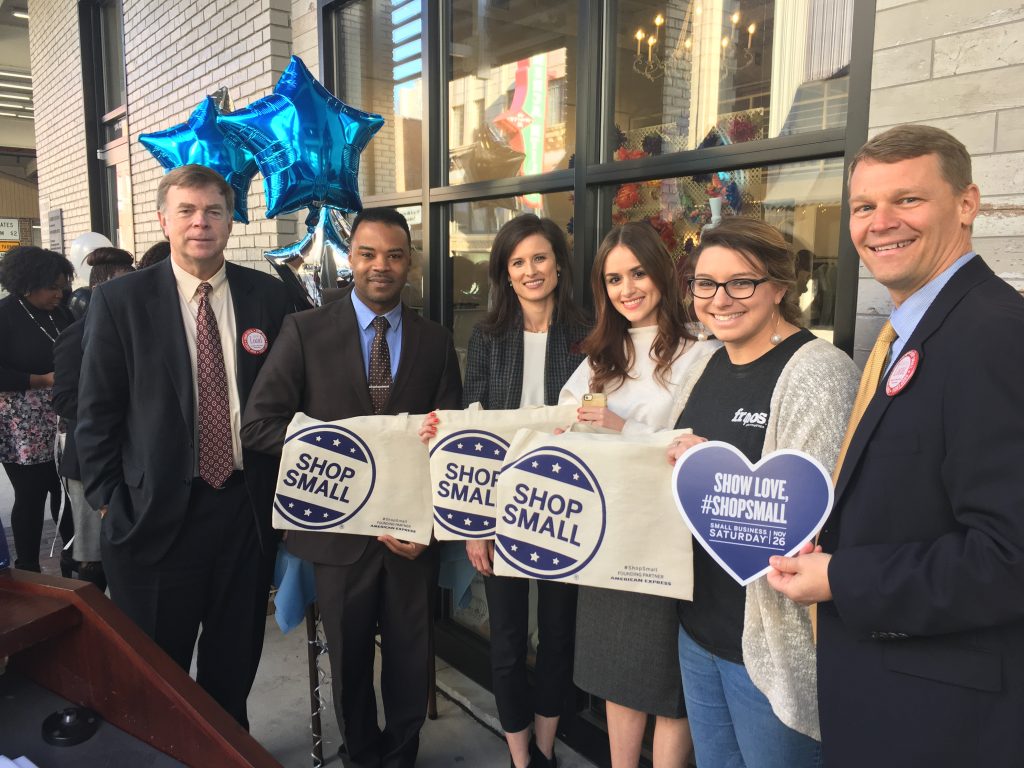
<box><xmin>240</xmin><ymin>293</ymin><xmax>462</xmax><ymax>565</ymax></box>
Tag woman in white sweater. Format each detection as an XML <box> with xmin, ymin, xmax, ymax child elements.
<box><xmin>667</xmin><ymin>217</ymin><xmax>858</xmax><ymax>767</ymax></box>
<box><xmin>560</xmin><ymin>221</ymin><xmax>715</xmax><ymax>768</ymax></box>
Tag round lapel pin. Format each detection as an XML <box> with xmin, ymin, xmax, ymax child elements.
<box><xmin>886</xmin><ymin>349</ymin><xmax>918</xmax><ymax>396</ymax></box>
<box><xmin>241</xmin><ymin>327</ymin><xmax>269</xmax><ymax>355</ymax></box>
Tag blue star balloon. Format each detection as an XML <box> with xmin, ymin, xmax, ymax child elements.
<box><xmin>217</xmin><ymin>56</ymin><xmax>385</xmax><ymax>218</ymax></box>
<box><xmin>139</xmin><ymin>95</ymin><xmax>258</xmax><ymax>223</ymax></box>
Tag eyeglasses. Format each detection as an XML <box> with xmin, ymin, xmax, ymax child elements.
<box><xmin>687</xmin><ymin>277</ymin><xmax>771</xmax><ymax>300</ymax></box>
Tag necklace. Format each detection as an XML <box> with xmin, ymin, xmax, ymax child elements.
<box><xmin>18</xmin><ymin>297</ymin><xmax>60</xmax><ymax>344</ymax></box>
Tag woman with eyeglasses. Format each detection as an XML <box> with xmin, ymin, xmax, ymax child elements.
<box><xmin>666</xmin><ymin>217</ymin><xmax>858</xmax><ymax>767</ymax></box>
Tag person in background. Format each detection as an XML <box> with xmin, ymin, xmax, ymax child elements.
<box><xmin>52</xmin><ymin>246</ymin><xmax>135</xmax><ymax>590</ymax></box>
<box><xmin>666</xmin><ymin>217</ymin><xmax>858</xmax><ymax>767</ymax></box>
<box><xmin>137</xmin><ymin>239</ymin><xmax>171</xmax><ymax>269</ymax></box>
<box><xmin>559</xmin><ymin>221</ymin><xmax>715</xmax><ymax>768</ymax></box>
<box><xmin>0</xmin><ymin>246</ymin><xmax>75</xmax><ymax>574</ymax></box>
<box><xmin>420</xmin><ymin>214</ymin><xmax>589</xmax><ymax>768</ymax></box>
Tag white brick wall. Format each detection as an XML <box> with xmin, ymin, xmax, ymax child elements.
<box><xmin>30</xmin><ymin>0</ymin><xmax>320</xmax><ymax>273</ymax></box>
<box><xmin>28</xmin><ymin>0</ymin><xmax>91</xmax><ymax>256</ymax></box>
<box><xmin>855</xmin><ymin>1</ymin><xmax>1024</xmax><ymax>361</ymax></box>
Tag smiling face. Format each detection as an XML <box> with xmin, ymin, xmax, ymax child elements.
<box><xmin>507</xmin><ymin>232</ymin><xmax>558</xmax><ymax>311</ymax></box>
<box><xmin>158</xmin><ymin>183</ymin><xmax>232</xmax><ymax>280</ymax></box>
<box><xmin>692</xmin><ymin>245</ymin><xmax>786</xmax><ymax>360</ymax></box>
<box><xmin>603</xmin><ymin>244</ymin><xmax>662</xmax><ymax>328</ymax></box>
<box><xmin>350</xmin><ymin>220</ymin><xmax>411</xmax><ymax>314</ymax></box>
<box><xmin>849</xmin><ymin>154</ymin><xmax>979</xmax><ymax>306</ymax></box>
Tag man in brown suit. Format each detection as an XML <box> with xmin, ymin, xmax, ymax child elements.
<box><xmin>241</xmin><ymin>207</ymin><xmax>461</xmax><ymax>768</ymax></box>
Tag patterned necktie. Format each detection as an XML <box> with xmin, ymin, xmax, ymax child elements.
<box><xmin>196</xmin><ymin>282</ymin><xmax>233</xmax><ymax>488</ymax></box>
<box><xmin>832</xmin><ymin>320</ymin><xmax>898</xmax><ymax>482</ymax></box>
<box><xmin>369</xmin><ymin>315</ymin><xmax>392</xmax><ymax>414</ymax></box>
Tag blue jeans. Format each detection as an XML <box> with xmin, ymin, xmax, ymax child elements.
<box><xmin>678</xmin><ymin>626</ymin><xmax>821</xmax><ymax>768</ymax></box>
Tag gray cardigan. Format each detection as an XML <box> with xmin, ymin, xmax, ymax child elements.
<box><xmin>462</xmin><ymin>312</ymin><xmax>590</xmax><ymax>409</ymax></box>
<box><xmin>669</xmin><ymin>337</ymin><xmax>859</xmax><ymax>740</ymax></box>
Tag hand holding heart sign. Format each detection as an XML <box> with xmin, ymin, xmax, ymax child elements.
<box><xmin>671</xmin><ymin>441</ymin><xmax>834</xmax><ymax>586</ymax></box>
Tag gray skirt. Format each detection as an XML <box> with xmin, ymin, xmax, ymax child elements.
<box><xmin>573</xmin><ymin>585</ymin><xmax>686</xmax><ymax>717</ymax></box>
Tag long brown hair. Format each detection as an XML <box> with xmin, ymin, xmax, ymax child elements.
<box><xmin>480</xmin><ymin>214</ymin><xmax>585</xmax><ymax>334</ymax></box>
<box><xmin>583</xmin><ymin>222</ymin><xmax>693</xmax><ymax>393</ymax></box>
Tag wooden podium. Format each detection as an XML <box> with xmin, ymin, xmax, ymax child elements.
<box><xmin>0</xmin><ymin>568</ymin><xmax>282</xmax><ymax>767</ymax></box>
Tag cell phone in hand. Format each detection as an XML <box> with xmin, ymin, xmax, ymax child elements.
<box><xmin>582</xmin><ymin>393</ymin><xmax>607</xmax><ymax>407</ymax></box>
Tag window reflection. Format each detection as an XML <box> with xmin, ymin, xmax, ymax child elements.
<box><xmin>613</xmin><ymin>0</ymin><xmax>853</xmax><ymax>160</ymax></box>
<box><xmin>610</xmin><ymin>159</ymin><xmax>843</xmax><ymax>338</ymax></box>
<box><xmin>328</xmin><ymin>0</ymin><xmax>424</xmax><ymax>196</ymax></box>
<box><xmin>448</xmin><ymin>0</ymin><xmax>578</xmax><ymax>184</ymax></box>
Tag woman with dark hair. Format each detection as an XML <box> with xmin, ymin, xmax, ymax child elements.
<box><xmin>137</xmin><ymin>239</ymin><xmax>171</xmax><ymax>269</ymax></box>
<box><xmin>52</xmin><ymin>247</ymin><xmax>134</xmax><ymax>589</ymax></box>
<box><xmin>559</xmin><ymin>221</ymin><xmax>715</xmax><ymax>767</ymax></box>
<box><xmin>666</xmin><ymin>217</ymin><xmax>858</xmax><ymax>767</ymax></box>
<box><xmin>421</xmin><ymin>213</ymin><xmax>588</xmax><ymax>768</ymax></box>
<box><xmin>0</xmin><ymin>246</ymin><xmax>75</xmax><ymax>572</ymax></box>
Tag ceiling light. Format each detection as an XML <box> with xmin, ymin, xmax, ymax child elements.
<box><xmin>0</xmin><ymin>112</ymin><xmax>18</xmax><ymax>118</ymax></box>
<box><xmin>12</xmin><ymin>11</ymin><xmax>29</xmax><ymax>20</ymax></box>
<box><xmin>0</xmin><ymin>83</ymin><xmax>32</xmax><ymax>91</ymax></box>
<box><xmin>0</xmin><ymin>93</ymin><xmax>30</xmax><ymax>101</ymax></box>
<box><xmin>0</xmin><ymin>102</ymin><xmax>29</xmax><ymax>109</ymax></box>
<box><xmin>16</xmin><ymin>114</ymin><xmax>33</xmax><ymax>119</ymax></box>
<box><xmin>0</xmin><ymin>71</ymin><xmax>31</xmax><ymax>80</ymax></box>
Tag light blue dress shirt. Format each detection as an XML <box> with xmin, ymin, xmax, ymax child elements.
<box><xmin>886</xmin><ymin>252</ymin><xmax>975</xmax><ymax>371</ymax></box>
<box><xmin>350</xmin><ymin>291</ymin><xmax>403</xmax><ymax>379</ymax></box>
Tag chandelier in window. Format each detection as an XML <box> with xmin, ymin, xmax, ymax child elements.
<box><xmin>632</xmin><ymin>8</ymin><xmax>758</xmax><ymax>83</ymax></box>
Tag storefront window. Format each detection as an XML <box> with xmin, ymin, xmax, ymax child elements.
<box><xmin>611</xmin><ymin>0</ymin><xmax>853</xmax><ymax>160</ymax></box>
<box><xmin>327</xmin><ymin>0</ymin><xmax>424</xmax><ymax>196</ymax></box>
<box><xmin>448</xmin><ymin>192</ymin><xmax>573</xmax><ymax>371</ymax></box>
<box><xmin>396</xmin><ymin>204</ymin><xmax>426</xmax><ymax>314</ymax></box>
<box><xmin>448</xmin><ymin>0</ymin><xmax>578</xmax><ymax>185</ymax></box>
<box><xmin>610</xmin><ymin>158</ymin><xmax>844</xmax><ymax>339</ymax></box>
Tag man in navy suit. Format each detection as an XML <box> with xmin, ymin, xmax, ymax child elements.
<box><xmin>769</xmin><ymin>125</ymin><xmax>1024</xmax><ymax>766</ymax></box>
<box><xmin>76</xmin><ymin>164</ymin><xmax>291</xmax><ymax>728</ymax></box>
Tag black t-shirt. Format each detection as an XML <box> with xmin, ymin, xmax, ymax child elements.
<box><xmin>676</xmin><ymin>329</ymin><xmax>814</xmax><ymax>663</ymax></box>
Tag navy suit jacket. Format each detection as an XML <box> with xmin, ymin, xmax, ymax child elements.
<box><xmin>76</xmin><ymin>258</ymin><xmax>291</xmax><ymax>564</ymax></box>
<box><xmin>817</xmin><ymin>256</ymin><xmax>1024</xmax><ymax>766</ymax></box>
<box><xmin>240</xmin><ymin>293</ymin><xmax>463</xmax><ymax>566</ymax></box>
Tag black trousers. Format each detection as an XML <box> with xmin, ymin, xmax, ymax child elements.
<box><xmin>314</xmin><ymin>540</ymin><xmax>439</xmax><ymax>768</ymax></box>
<box><xmin>484</xmin><ymin>574</ymin><xmax>578</xmax><ymax>733</ymax></box>
<box><xmin>101</xmin><ymin>473</ymin><xmax>270</xmax><ymax>729</ymax></box>
<box><xmin>3</xmin><ymin>460</ymin><xmax>73</xmax><ymax>571</ymax></box>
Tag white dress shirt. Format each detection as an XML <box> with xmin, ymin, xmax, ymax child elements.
<box><xmin>170</xmin><ymin>259</ymin><xmax>244</xmax><ymax>472</ymax></box>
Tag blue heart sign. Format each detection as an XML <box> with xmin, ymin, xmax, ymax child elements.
<box><xmin>672</xmin><ymin>441</ymin><xmax>833</xmax><ymax>586</ymax></box>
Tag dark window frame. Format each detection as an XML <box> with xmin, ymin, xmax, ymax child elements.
<box><xmin>79</xmin><ymin>0</ymin><xmax>129</xmax><ymax>243</ymax></box>
<box><xmin>317</xmin><ymin>2</ymin><xmax>876</xmax><ymax>764</ymax></box>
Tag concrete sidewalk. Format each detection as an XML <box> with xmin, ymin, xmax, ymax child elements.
<box><xmin>1</xmin><ymin>470</ymin><xmax>597</xmax><ymax>768</ymax></box>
